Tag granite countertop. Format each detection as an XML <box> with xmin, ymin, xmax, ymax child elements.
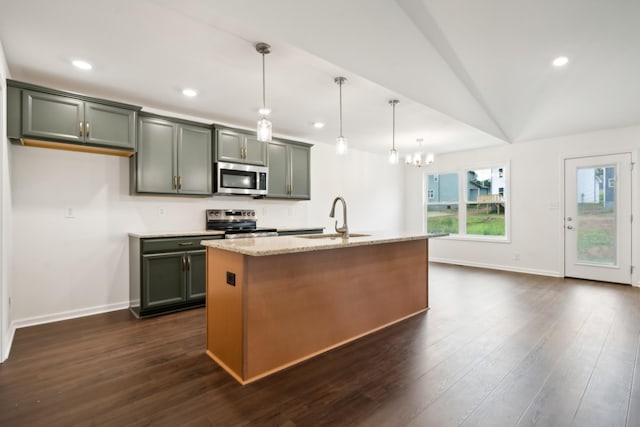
<box><xmin>200</xmin><ymin>232</ymin><xmax>448</xmax><ymax>256</ymax></box>
<box><xmin>128</xmin><ymin>230</ymin><xmax>225</xmax><ymax>238</ymax></box>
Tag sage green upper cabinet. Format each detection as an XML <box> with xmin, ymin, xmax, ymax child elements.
<box><xmin>267</xmin><ymin>141</ymin><xmax>289</xmax><ymax>198</ymax></box>
<box><xmin>84</xmin><ymin>102</ymin><xmax>136</xmax><ymax>149</ymax></box>
<box><xmin>20</xmin><ymin>87</ymin><xmax>137</xmax><ymax>151</ymax></box>
<box><xmin>177</xmin><ymin>125</ymin><xmax>213</xmax><ymax>194</ymax></box>
<box><xmin>215</xmin><ymin>128</ymin><xmax>267</xmax><ymax>166</ymax></box>
<box><xmin>136</xmin><ymin>117</ymin><xmax>176</xmax><ymax>193</ymax></box>
<box><xmin>134</xmin><ymin>115</ymin><xmax>212</xmax><ymax>196</ymax></box>
<box><xmin>22</xmin><ymin>91</ymin><xmax>84</xmax><ymax>142</ymax></box>
<box><xmin>267</xmin><ymin>140</ymin><xmax>311</xmax><ymax>200</ymax></box>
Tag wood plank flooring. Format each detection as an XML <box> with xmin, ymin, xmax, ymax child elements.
<box><xmin>1</xmin><ymin>263</ymin><xmax>640</xmax><ymax>426</ymax></box>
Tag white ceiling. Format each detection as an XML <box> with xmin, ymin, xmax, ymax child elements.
<box><xmin>1</xmin><ymin>0</ymin><xmax>638</xmax><ymax>157</ymax></box>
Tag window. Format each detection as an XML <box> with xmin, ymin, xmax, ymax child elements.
<box><xmin>425</xmin><ymin>173</ymin><xmax>459</xmax><ymax>234</ymax></box>
<box><xmin>425</xmin><ymin>165</ymin><xmax>508</xmax><ymax>239</ymax></box>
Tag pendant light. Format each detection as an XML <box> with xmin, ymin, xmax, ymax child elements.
<box><xmin>388</xmin><ymin>100</ymin><xmax>399</xmax><ymax>164</ymax></box>
<box><xmin>255</xmin><ymin>42</ymin><xmax>272</xmax><ymax>142</ymax></box>
<box><xmin>335</xmin><ymin>76</ymin><xmax>348</xmax><ymax>155</ymax></box>
<box><xmin>405</xmin><ymin>138</ymin><xmax>435</xmax><ymax>167</ymax></box>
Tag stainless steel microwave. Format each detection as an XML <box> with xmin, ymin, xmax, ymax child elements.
<box><xmin>214</xmin><ymin>162</ymin><xmax>268</xmax><ymax>196</ymax></box>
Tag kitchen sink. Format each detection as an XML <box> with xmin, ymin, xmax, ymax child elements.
<box><xmin>295</xmin><ymin>233</ymin><xmax>370</xmax><ymax>239</ymax></box>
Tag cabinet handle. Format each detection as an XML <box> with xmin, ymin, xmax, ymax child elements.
<box><xmin>85</xmin><ymin>122</ymin><xmax>90</xmax><ymax>138</ymax></box>
<box><xmin>79</xmin><ymin>122</ymin><xmax>83</xmax><ymax>137</ymax></box>
<box><xmin>173</xmin><ymin>176</ymin><xmax>178</xmax><ymax>189</ymax></box>
<box><xmin>181</xmin><ymin>255</ymin><xmax>187</xmax><ymax>271</ymax></box>
<box><xmin>178</xmin><ymin>242</ymin><xmax>193</xmax><ymax>246</ymax></box>
<box><xmin>186</xmin><ymin>256</ymin><xmax>191</xmax><ymax>271</ymax></box>
<box><xmin>177</xmin><ymin>176</ymin><xmax>182</xmax><ymax>190</ymax></box>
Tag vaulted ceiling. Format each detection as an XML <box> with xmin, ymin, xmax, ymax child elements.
<box><xmin>1</xmin><ymin>0</ymin><xmax>638</xmax><ymax>157</ymax></box>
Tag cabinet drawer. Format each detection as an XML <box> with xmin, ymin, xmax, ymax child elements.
<box><xmin>142</xmin><ymin>236</ymin><xmax>221</xmax><ymax>254</ymax></box>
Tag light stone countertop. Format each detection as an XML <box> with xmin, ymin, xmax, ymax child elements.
<box><xmin>128</xmin><ymin>230</ymin><xmax>225</xmax><ymax>238</ymax></box>
<box><xmin>200</xmin><ymin>232</ymin><xmax>448</xmax><ymax>256</ymax></box>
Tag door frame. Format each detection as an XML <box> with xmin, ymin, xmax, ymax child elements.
<box><xmin>561</xmin><ymin>149</ymin><xmax>638</xmax><ymax>285</ymax></box>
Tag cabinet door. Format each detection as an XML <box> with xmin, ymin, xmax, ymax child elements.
<box><xmin>85</xmin><ymin>102</ymin><xmax>136</xmax><ymax>149</ymax></box>
<box><xmin>290</xmin><ymin>144</ymin><xmax>311</xmax><ymax>199</ymax></box>
<box><xmin>142</xmin><ymin>252</ymin><xmax>186</xmax><ymax>309</ymax></box>
<box><xmin>216</xmin><ymin>129</ymin><xmax>244</xmax><ymax>163</ymax></box>
<box><xmin>186</xmin><ymin>250</ymin><xmax>206</xmax><ymax>301</ymax></box>
<box><xmin>22</xmin><ymin>91</ymin><xmax>83</xmax><ymax>142</ymax></box>
<box><xmin>267</xmin><ymin>141</ymin><xmax>289</xmax><ymax>198</ymax></box>
<box><xmin>136</xmin><ymin>117</ymin><xmax>177</xmax><ymax>193</ymax></box>
<box><xmin>245</xmin><ymin>135</ymin><xmax>268</xmax><ymax>166</ymax></box>
<box><xmin>177</xmin><ymin>125</ymin><xmax>212</xmax><ymax>195</ymax></box>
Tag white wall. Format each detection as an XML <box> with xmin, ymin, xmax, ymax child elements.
<box><xmin>404</xmin><ymin>125</ymin><xmax>640</xmax><ymax>284</ymax></box>
<box><xmin>0</xmin><ymin>40</ymin><xmax>12</xmax><ymax>362</ymax></box>
<box><xmin>9</xmin><ymin>139</ymin><xmax>403</xmax><ymax>326</ymax></box>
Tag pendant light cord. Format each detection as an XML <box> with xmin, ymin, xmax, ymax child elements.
<box><xmin>339</xmin><ymin>80</ymin><xmax>343</xmax><ymax>137</ymax></box>
<box><xmin>262</xmin><ymin>53</ymin><xmax>266</xmax><ymax>113</ymax></box>
<box><xmin>392</xmin><ymin>101</ymin><xmax>396</xmax><ymax>150</ymax></box>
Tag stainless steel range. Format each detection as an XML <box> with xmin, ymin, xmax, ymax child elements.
<box><xmin>205</xmin><ymin>209</ymin><xmax>278</xmax><ymax>239</ymax></box>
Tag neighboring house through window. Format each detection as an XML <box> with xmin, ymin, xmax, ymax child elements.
<box><xmin>425</xmin><ymin>165</ymin><xmax>508</xmax><ymax>239</ymax></box>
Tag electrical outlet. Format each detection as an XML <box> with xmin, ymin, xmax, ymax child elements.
<box><xmin>158</xmin><ymin>207</ymin><xmax>166</xmax><ymax>217</ymax></box>
<box><xmin>64</xmin><ymin>207</ymin><xmax>75</xmax><ymax>218</ymax></box>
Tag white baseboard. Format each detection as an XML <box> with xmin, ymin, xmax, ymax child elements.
<box><xmin>11</xmin><ymin>301</ymin><xmax>129</xmax><ymax>330</ymax></box>
<box><xmin>429</xmin><ymin>257</ymin><xmax>563</xmax><ymax>278</ymax></box>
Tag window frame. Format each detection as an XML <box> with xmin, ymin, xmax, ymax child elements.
<box><xmin>424</xmin><ymin>161</ymin><xmax>511</xmax><ymax>243</ymax></box>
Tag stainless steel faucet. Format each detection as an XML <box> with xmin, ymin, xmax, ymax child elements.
<box><xmin>329</xmin><ymin>196</ymin><xmax>349</xmax><ymax>239</ymax></box>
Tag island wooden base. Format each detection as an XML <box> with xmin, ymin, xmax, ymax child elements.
<box><xmin>206</xmin><ymin>239</ymin><xmax>429</xmax><ymax>384</ymax></box>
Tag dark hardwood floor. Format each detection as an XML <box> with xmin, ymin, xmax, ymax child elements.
<box><xmin>2</xmin><ymin>263</ymin><xmax>640</xmax><ymax>426</ymax></box>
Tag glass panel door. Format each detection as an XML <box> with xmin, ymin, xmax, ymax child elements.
<box><xmin>564</xmin><ymin>154</ymin><xmax>631</xmax><ymax>284</ymax></box>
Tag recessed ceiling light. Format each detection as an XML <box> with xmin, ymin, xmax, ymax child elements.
<box><xmin>312</xmin><ymin>122</ymin><xmax>325</xmax><ymax>129</ymax></box>
<box><xmin>552</xmin><ymin>56</ymin><xmax>569</xmax><ymax>67</ymax></box>
<box><xmin>72</xmin><ymin>60</ymin><xmax>92</xmax><ymax>70</ymax></box>
<box><xmin>182</xmin><ymin>88</ymin><xmax>198</xmax><ymax>97</ymax></box>
<box><xmin>258</xmin><ymin>107</ymin><xmax>271</xmax><ymax>116</ymax></box>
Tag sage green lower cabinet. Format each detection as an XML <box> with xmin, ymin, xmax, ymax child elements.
<box><xmin>133</xmin><ymin>115</ymin><xmax>212</xmax><ymax>196</ymax></box>
<box><xmin>129</xmin><ymin>234</ymin><xmax>223</xmax><ymax>318</ymax></box>
<box><xmin>267</xmin><ymin>140</ymin><xmax>312</xmax><ymax>200</ymax></box>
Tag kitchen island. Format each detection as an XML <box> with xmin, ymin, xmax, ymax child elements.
<box><xmin>201</xmin><ymin>232</ymin><xmax>445</xmax><ymax>384</ymax></box>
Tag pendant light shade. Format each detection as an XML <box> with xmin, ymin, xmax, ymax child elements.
<box><xmin>335</xmin><ymin>76</ymin><xmax>348</xmax><ymax>155</ymax></box>
<box><xmin>388</xmin><ymin>100</ymin><xmax>399</xmax><ymax>165</ymax></box>
<box><xmin>255</xmin><ymin>42</ymin><xmax>272</xmax><ymax>142</ymax></box>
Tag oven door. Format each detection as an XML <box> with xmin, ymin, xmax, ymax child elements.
<box><xmin>215</xmin><ymin>162</ymin><xmax>268</xmax><ymax>196</ymax></box>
